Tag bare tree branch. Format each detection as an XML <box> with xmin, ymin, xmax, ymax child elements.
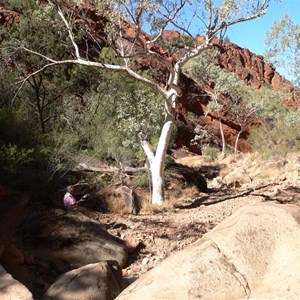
<box><xmin>57</xmin><ymin>6</ymin><xmax>81</xmax><ymax>59</ymax></box>
<box><xmin>76</xmin><ymin>163</ymin><xmax>148</xmax><ymax>174</ymax></box>
<box><xmin>18</xmin><ymin>46</ymin><xmax>167</xmax><ymax>97</ymax></box>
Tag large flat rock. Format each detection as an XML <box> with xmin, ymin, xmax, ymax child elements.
<box><xmin>0</xmin><ymin>264</ymin><xmax>33</xmax><ymax>300</ymax></box>
<box><xmin>117</xmin><ymin>203</ymin><xmax>300</xmax><ymax>300</ymax></box>
<box><xmin>18</xmin><ymin>210</ymin><xmax>128</xmax><ymax>269</ymax></box>
<box><xmin>44</xmin><ymin>261</ymin><xmax>126</xmax><ymax>300</ymax></box>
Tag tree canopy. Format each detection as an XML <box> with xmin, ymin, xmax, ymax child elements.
<box><xmin>265</xmin><ymin>15</ymin><xmax>300</xmax><ymax>88</ymax></box>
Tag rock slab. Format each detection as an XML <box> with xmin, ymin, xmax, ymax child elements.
<box><xmin>19</xmin><ymin>210</ymin><xmax>128</xmax><ymax>268</ymax></box>
<box><xmin>0</xmin><ymin>264</ymin><xmax>33</xmax><ymax>300</ymax></box>
<box><xmin>116</xmin><ymin>203</ymin><xmax>300</xmax><ymax>300</ymax></box>
<box><xmin>44</xmin><ymin>261</ymin><xmax>126</xmax><ymax>300</ymax></box>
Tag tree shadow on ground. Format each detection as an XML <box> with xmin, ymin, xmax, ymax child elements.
<box><xmin>252</xmin><ymin>185</ymin><xmax>300</xmax><ymax>204</ymax></box>
<box><xmin>167</xmin><ymin>163</ymin><xmax>223</xmax><ymax>192</ymax></box>
<box><xmin>174</xmin><ymin>182</ymin><xmax>285</xmax><ymax>209</ymax></box>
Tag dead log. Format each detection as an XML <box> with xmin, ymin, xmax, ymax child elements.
<box><xmin>76</xmin><ymin>163</ymin><xmax>148</xmax><ymax>174</ymax></box>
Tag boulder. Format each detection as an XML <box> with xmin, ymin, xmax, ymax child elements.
<box><xmin>116</xmin><ymin>185</ymin><xmax>140</xmax><ymax>215</ymax></box>
<box><xmin>44</xmin><ymin>261</ymin><xmax>126</xmax><ymax>300</ymax></box>
<box><xmin>248</xmin><ymin>159</ymin><xmax>287</xmax><ymax>180</ymax></box>
<box><xmin>18</xmin><ymin>210</ymin><xmax>128</xmax><ymax>268</ymax></box>
<box><xmin>223</xmin><ymin>166</ymin><xmax>252</xmax><ymax>186</ymax></box>
<box><xmin>0</xmin><ymin>264</ymin><xmax>33</xmax><ymax>300</ymax></box>
<box><xmin>116</xmin><ymin>203</ymin><xmax>300</xmax><ymax>300</ymax></box>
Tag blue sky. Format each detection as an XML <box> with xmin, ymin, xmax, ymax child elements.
<box><xmin>227</xmin><ymin>0</ymin><xmax>300</xmax><ymax>56</ymax></box>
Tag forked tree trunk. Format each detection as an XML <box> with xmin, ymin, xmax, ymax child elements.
<box><xmin>139</xmin><ymin>93</ymin><xmax>177</xmax><ymax>205</ymax></box>
<box><xmin>150</xmin><ymin>112</ymin><xmax>174</xmax><ymax>205</ymax></box>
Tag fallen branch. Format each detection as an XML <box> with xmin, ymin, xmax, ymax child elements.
<box><xmin>76</xmin><ymin>163</ymin><xmax>148</xmax><ymax>174</ymax></box>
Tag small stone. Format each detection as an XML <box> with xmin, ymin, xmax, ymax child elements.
<box><xmin>177</xmin><ymin>233</ymin><xmax>183</xmax><ymax>239</ymax></box>
<box><xmin>124</xmin><ymin>236</ymin><xmax>140</xmax><ymax>253</ymax></box>
<box><xmin>142</xmin><ymin>257</ymin><xmax>149</xmax><ymax>265</ymax></box>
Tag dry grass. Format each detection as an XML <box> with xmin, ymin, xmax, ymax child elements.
<box><xmin>175</xmin><ymin>155</ymin><xmax>214</xmax><ymax>168</ymax></box>
<box><xmin>141</xmin><ymin>199</ymin><xmax>174</xmax><ymax>214</ymax></box>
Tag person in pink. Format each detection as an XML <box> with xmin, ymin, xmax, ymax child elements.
<box><xmin>63</xmin><ymin>186</ymin><xmax>78</xmax><ymax>210</ymax></box>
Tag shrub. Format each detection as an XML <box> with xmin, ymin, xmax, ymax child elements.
<box><xmin>249</xmin><ymin>118</ymin><xmax>300</xmax><ymax>158</ymax></box>
<box><xmin>0</xmin><ymin>144</ymin><xmax>34</xmax><ymax>176</ymax></box>
<box><xmin>203</xmin><ymin>146</ymin><xmax>219</xmax><ymax>161</ymax></box>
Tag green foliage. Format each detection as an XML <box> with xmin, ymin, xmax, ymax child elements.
<box><xmin>77</xmin><ymin>71</ymin><xmax>164</xmax><ymax>163</ymax></box>
<box><xmin>0</xmin><ymin>108</ymin><xmax>35</xmax><ymax>179</ymax></box>
<box><xmin>204</xmin><ymin>146</ymin><xmax>218</xmax><ymax>161</ymax></box>
<box><xmin>2</xmin><ymin>0</ymin><xmax>166</xmax><ymax>170</ymax></box>
<box><xmin>248</xmin><ymin>87</ymin><xmax>300</xmax><ymax>158</ymax></box>
<box><xmin>0</xmin><ymin>144</ymin><xmax>33</xmax><ymax>175</ymax></box>
<box><xmin>184</xmin><ymin>49</ymin><xmax>246</xmax><ymax>98</ymax></box>
<box><xmin>246</xmin><ymin>87</ymin><xmax>290</xmax><ymax>123</ymax></box>
<box><xmin>24</xmin><ymin>69</ymin><xmax>165</xmax><ymax>169</ymax></box>
<box><xmin>249</xmin><ymin>118</ymin><xmax>300</xmax><ymax>159</ymax></box>
<box><xmin>131</xmin><ymin>172</ymin><xmax>150</xmax><ymax>188</ymax></box>
<box><xmin>265</xmin><ymin>15</ymin><xmax>300</xmax><ymax>87</ymax></box>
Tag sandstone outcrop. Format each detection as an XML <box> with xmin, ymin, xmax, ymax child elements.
<box><xmin>0</xmin><ymin>264</ymin><xmax>33</xmax><ymax>300</ymax></box>
<box><xmin>44</xmin><ymin>261</ymin><xmax>126</xmax><ymax>300</ymax></box>
<box><xmin>116</xmin><ymin>203</ymin><xmax>300</xmax><ymax>300</ymax></box>
<box><xmin>17</xmin><ymin>210</ymin><xmax>128</xmax><ymax>269</ymax></box>
<box><xmin>218</xmin><ymin>153</ymin><xmax>300</xmax><ymax>188</ymax></box>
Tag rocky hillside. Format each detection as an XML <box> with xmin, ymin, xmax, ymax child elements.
<box><xmin>0</xmin><ymin>7</ymin><xmax>19</xmax><ymax>26</ymax></box>
<box><xmin>171</xmin><ymin>34</ymin><xmax>299</xmax><ymax>153</ymax></box>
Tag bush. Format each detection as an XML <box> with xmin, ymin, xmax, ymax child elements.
<box><xmin>0</xmin><ymin>108</ymin><xmax>37</xmax><ymax>180</ymax></box>
<box><xmin>132</xmin><ymin>172</ymin><xmax>150</xmax><ymax>188</ymax></box>
<box><xmin>249</xmin><ymin>118</ymin><xmax>300</xmax><ymax>159</ymax></box>
<box><xmin>203</xmin><ymin>146</ymin><xmax>219</xmax><ymax>161</ymax></box>
<box><xmin>0</xmin><ymin>144</ymin><xmax>34</xmax><ymax>176</ymax></box>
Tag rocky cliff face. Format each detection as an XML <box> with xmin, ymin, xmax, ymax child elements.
<box><xmin>176</xmin><ymin>72</ymin><xmax>257</xmax><ymax>154</ymax></box>
<box><xmin>0</xmin><ymin>7</ymin><xmax>19</xmax><ymax>26</ymax></box>
<box><xmin>164</xmin><ymin>32</ymin><xmax>300</xmax><ymax>153</ymax></box>
<box><xmin>216</xmin><ymin>39</ymin><xmax>299</xmax><ymax>108</ymax></box>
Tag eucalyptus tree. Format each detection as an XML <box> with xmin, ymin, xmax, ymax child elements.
<box><xmin>15</xmin><ymin>0</ymin><xmax>270</xmax><ymax>205</ymax></box>
<box><xmin>265</xmin><ymin>15</ymin><xmax>300</xmax><ymax>88</ymax></box>
<box><xmin>184</xmin><ymin>50</ymin><xmax>256</xmax><ymax>157</ymax></box>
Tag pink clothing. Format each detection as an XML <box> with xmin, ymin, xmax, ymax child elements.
<box><xmin>63</xmin><ymin>192</ymin><xmax>76</xmax><ymax>208</ymax></box>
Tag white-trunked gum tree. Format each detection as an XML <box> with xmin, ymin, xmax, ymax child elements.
<box><xmin>18</xmin><ymin>0</ymin><xmax>270</xmax><ymax>205</ymax></box>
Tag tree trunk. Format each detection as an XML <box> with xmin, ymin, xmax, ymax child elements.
<box><xmin>219</xmin><ymin>117</ymin><xmax>226</xmax><ymax>158</ymax></box>
<box><xmin>150</xmin><ymin>110</ymin><xmax>174</xmax><ymax>205</ymax></box>
<box><xmin>234</xmin><ymin>129</ymin><xmax>242</xmax><ymax>155</ymax></box>
<box><xmin>150</xmin><ymin>160</ymin><xmax>165</xmax><ymax>205</ymax></box>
